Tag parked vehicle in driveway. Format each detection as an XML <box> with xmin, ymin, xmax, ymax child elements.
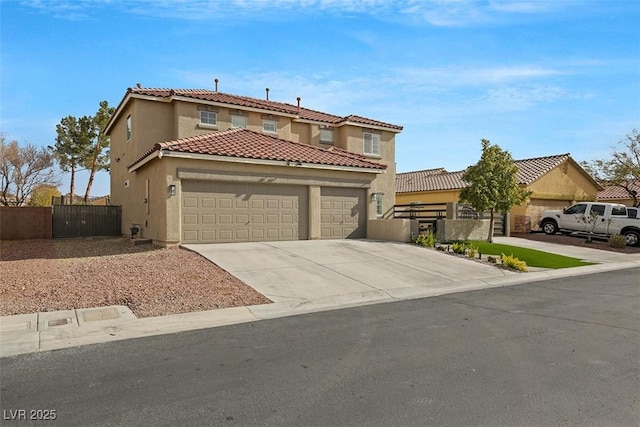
<box><xmin>626</xmin><ymin>206</ymin><xmax>640</xmax><ymax>219</ymax></box>
<box><xmin>540</xmin><ymin>202</ymin><xmax>640</xmax><ymax>246</ymax></box>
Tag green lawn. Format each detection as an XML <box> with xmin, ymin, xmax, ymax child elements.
<box><xmin>468</xmin><ymin>240</ymin><xmax>595</xmax><ymax>269</ymax></box>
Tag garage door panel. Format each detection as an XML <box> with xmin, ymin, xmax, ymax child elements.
<box><xmin>183</xmin><ymin>197</ymin><xmax>198</xmax><ymax>208</ymax></box>
<box><xmin>320</xmin><ymin>187</ymin><xmax>366</xmax><ymax>239</ymax></box>
<box><xmin>182</xmin><ymin>180</ymin><xmax>307</xmax><ymax>243</ymax></box>
<box><xmin>218</xmin><ymin>198</ymin><xmax>233</xmax><ymax>209</ymax></box>
<box><xmin>202</xmin><ymin>214</ymin><xmax>216</xmax><ymax>225</ymax></box>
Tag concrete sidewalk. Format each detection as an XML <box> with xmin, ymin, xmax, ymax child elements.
<box><xmin>2</xmin><ymin>238</ymin><xmax>639</xmax><ymax>358</ymax></box>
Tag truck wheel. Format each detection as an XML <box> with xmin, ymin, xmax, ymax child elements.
<box><xmin>541</xmin><ymin>220</ymin><xmax>558</xmax><ymax>235</ymax></box>
<box><xmin>623</xmin><ymin>230</ymin><xmax>640</xmax><ymax>247</ymax></box>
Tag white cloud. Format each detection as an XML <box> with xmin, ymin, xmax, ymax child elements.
<box><xmin>393</xmin><ymin>65</ymin><xmax>566</xmax><ymax>88</ymax></box>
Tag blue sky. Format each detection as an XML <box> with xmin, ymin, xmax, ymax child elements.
<box><xmin>1</xmin><ymin>0</ymin><xmax>639</xmax><ymax>198</ymax></box>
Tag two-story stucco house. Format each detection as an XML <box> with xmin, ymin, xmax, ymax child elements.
<box><xmin>105</xmin><ymin>84</ymin><xmax>402</xmax><ymax>246</ymax></box>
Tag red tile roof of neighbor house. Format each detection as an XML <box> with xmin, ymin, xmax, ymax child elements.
<box><xmin>396</xmin><ymin>153</ymin><xmax>600</xmax><ymax>193</ymax></box>
<box><xmin>125</xmin><ymin>87</ymin><xmax>403</xmax><ymax>131</ymax></box>
<box><xmin>129</xmin><ymin>128</ymin><xmax>387</xmax><ymax>171</ymax></box>
<box><xmin>598</xmin><ymin>181</ymin><xmax>640</xmax><ymax>200</ymax></box>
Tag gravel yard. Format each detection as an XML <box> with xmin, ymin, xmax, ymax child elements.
<box><xmin>0</xmin><ymin>238</ymin><xmax>271</xmax><ymax>318</ymax></box>
<box><xmin>511</xmin><ymin>232</ymin><xmax>640</xmax><ymax>254</ymax></box>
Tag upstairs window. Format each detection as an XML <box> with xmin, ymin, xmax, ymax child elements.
<box><xmin>263</xmin><ymin>119</ymin><xmax>277</xmax><ymax>133</ymax></box>
<box><xmin>126</xmin><ymin>115</ymin><xmax>132</xmax><ymax>141</ymax></box>
<box><xmin>200</xmin><ymin>110</ymin><xmax>217</xmax><ymax>126</ymax></box>
<box><xmin>364</xmin><ymin>132</ymin><xmax>380</xmax><ymax>156</ymax></box>
<box><xmin>231</xmin><ymin>114</ymin><xmax>247</xmax><ymax>129</ymax></box>
<box><xmin>320</xmin><ymin>128</ymin><xmax>334</xmax><ymax>144</ymax></box>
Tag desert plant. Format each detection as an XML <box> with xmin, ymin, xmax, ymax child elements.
<box><xmin>608</xmin><ymin>233</ymin><xmax>626</xmax><ymax>248</ymax></box>
<box><xmin>451</xmin><ymin>241</ymin><xmax>468</xmax><ymax>254</ymax></box>
<box><xmin>466</xmin><ymin>243</ymin><xmax>479</xmax><ymax>258</ymax></box>
<box><xmin>411</xmin><ymin>230</ymin><xmax>437</xmax><ymax>248</ymax></box>
<box><xmin>501</xmin><ymin>253</ymin><xmax>528</xmax><ymax>272</ymax></box>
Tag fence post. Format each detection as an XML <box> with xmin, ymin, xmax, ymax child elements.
<box><xmin>447</xmin><ymin>202</ymin><xmax>457</xmax><ymax>219</ymax></box>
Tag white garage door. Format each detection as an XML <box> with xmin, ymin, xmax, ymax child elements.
<box><xmin>320</xmin><ymin>187</ymin><xmax>366</xmax><ymax>239</ymax></box>
<box><xmin>182</xmin><ymin>181</ymin><xmax>308</xmax><ymax>243</ymax></box>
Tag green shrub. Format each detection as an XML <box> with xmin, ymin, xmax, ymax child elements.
<box><xmin>608</xmin><ymin>234</ymin><xmax>626</xmax><ymax>248</ymax></box>
<box><xmin>501</xmin><ymin>253</ymin><xmax>528</xmax><ymax>272</ymax></box>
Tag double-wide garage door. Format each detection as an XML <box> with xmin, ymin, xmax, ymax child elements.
<box><xmin>182</xmin><ymin>181</ymin><xmax>307</xmax><ymax>243</ymax></box>
<box><xmin>181</xmin><ymin>181</ymin><xmax>366</xmax><ymax>243</ymax></box>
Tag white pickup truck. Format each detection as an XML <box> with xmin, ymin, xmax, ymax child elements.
<box><xmin>539</xmin><ymin>202</ymin><xmax>640</xmax><ymax>246</ymax></box>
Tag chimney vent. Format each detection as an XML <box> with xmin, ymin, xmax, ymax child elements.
<box><xmin>136</xmin><ymin>83</ymin><xmax>141</xmax><ymax>88</ymax></box>
<box><xmin>266</xmin><ymin>88</ymin><xmax>270</xmax><ymax>100</ymax></box>
<box><xmin>297</xmin><ymin>97</ymin><xmax>301</xmax><ymax>113</ymax></box>
<box><xmin>214</xmin><ymin>78</ymin><xmax>219</xmax><ymax>92</ymax></box>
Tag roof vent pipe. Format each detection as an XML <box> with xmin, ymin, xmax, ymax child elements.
<box><xmin>214</xmin><ymin>78</ymin><xmax>219</xmax><ymax>92</ymax></box>
<box><xmin>266</xmin><ymin>88</ymin><xmax>269</xmax><ymax>100</ymax></box>
<box><xmin>136</xmin><ymin>83</ymin><xmax>141</xmax><ymax>88</ymax></box>
<box><xmin>297</xmin><ymin>97</ymin><xmax>301</xmax><ymax>113</ymax></box>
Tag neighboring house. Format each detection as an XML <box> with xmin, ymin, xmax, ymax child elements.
<box><xmin>105</xmin><ymin>85</ymin><xmax>402</xmax><ymax>245</ymax></box>
<box><xmin>597</xmin><ymin>181</ymin><xmax>640</xmax><ymax>206</ymax></box>
<box><xmin>396</xmin><ymin>154</ymin><xmax>602</xmax><ymax>232</ymax></box>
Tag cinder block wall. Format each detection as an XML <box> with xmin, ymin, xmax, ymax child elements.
<box><xmin>0</xmin><ymin>207</ymin><xmax>52</xmax><ymax>240</ymax></box>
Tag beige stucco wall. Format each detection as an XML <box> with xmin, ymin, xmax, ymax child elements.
<box><xmin>527</xmin><ymin>161</ymin><xmax>598</xmax><ymax>202</ymax></box>
<box><xmin>367</xmin><ymin>219</ymin><xmax>419</xmax><ymax>242</ymax></box>
<box><xmin>436</xmin><ymin>219</ymin><xmax>491</xmax><ymax>241</ymax></box>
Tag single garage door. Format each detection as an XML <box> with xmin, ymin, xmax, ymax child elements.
<box><xmin>182</xmin><ymin>181</ymin><xmax>308</xmax><ymax>243</ymax></box>
<box><xmin>320</xmin><ymin>187</ymin><xmax>366</xmax><ymax>239</ymax></box>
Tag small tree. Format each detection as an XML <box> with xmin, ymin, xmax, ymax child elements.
<box><xmin>459</xmin><ymin>139</ymin><xmax>532</xmax><ymax>242</ymax></box>
<box><xmin>0</xmin><ymin>135</ymin><xmax>58</xmax><ymax>206</ymax></box>
<box><xmin>27</xmin><ymin>184</ymin><xmax>62</xmax><ymax>207</ymax></box>
<box><xmin>581</xmin><ymin>129</ymin><xmax>640</xmax><ymax>206</ymax></box>
<box><xmin>50</xmin><ymin>116</ymin><xmax>96</xmax><ymax>204</ymax></box>
<box><xmin>82</xmin><ymin>101</ymin><xmax>115</xmax><ymax>203</ymax></box>
<box><xmin>576</xmin><ymin>210</ymin><xmax>600</xmax><ymax>242</ymax></box>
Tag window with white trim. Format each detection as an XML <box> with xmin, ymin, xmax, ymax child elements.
<box><xmin>200</xmin><ymin>110</ymin><xmax>217</xmax><ymax>126</ymax></box>
<box><xmin>126</xmin><ymin>115</ymin><xmax>132</xmax><ymax>141</ymax></box>
<box><xmin>373</xmin><ymin>193</ymin><xmax>383</xmax><ymax>217</ymax></box>
<box><xmin>263</xmin><ymin>119</ymin><xmax>277</xmax><ymax>133</ymax></box>
<box><xmin>364</xmin><ymin>132</ymin><xmax>380</xmax><ymax>156</ymax></box>
<box><xmin>231</xmin><ymin>114</ymin><xmax>247</xmax><ymax>129</ymax></box>
<box><xmin>320</xmin><ymin>128</ymin><xmax>334</xmax><ymax>144</ymax></box>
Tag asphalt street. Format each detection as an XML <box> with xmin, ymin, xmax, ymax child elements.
<box><xmin>1</xmin><ymin>268</ymin><xmax>639</xmax><ymax>426</ymax></box>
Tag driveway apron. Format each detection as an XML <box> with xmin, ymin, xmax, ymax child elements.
<box><xmin>183</xmin><ymin>240</ymin><xmax>517</xmax><ymax>303</ymax></box>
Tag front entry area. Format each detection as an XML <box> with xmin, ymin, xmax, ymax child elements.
<box><xmin>181</xmin><ymin>181</ymin><xmax>308</xmax><ymax>243</ymax></box>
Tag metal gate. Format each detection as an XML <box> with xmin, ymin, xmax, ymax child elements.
<box><xmin>52</xmin><ymin>205</ymin><xmax>121</xmax><ymax>238</ymax></box>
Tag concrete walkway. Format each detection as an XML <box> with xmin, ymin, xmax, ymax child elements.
<box><xmin>2</xmin><ymin>238</ymin><xmax>639</xmax><ymax>358</ymax></box>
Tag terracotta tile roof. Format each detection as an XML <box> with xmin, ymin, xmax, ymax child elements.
<box><xmin>129</xmin><ymin>128</ymin><xmax>387</xmax><ymax>171</ymax></box>
<box><xmin>396</xmin><ymin>153</ymin><xmax>592</xmax><ymax>193</ymax></box>
<box><xmin>598</xmin><ymin>181</ymin><xmax>640</xmax><ymax>200</ymax></box>
<box><xmin>126</xmin><ymin>87</ymin><xmax>403</xmax><ymax>131</ymax></box>
<box><xmin>514</xmin><ymin>153</ymin><xmax>571</xmax><ymax>185</ymax></box>
<box><xmin>395</xmin><ymin>168</ymin><xmax>448</xmax><ymax>193</ymax></box>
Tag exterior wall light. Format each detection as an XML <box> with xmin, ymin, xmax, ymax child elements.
<box><xmin>168</xmin><ymin>184</ymin><xmax>176</xmax><ymax>197</ymax></box>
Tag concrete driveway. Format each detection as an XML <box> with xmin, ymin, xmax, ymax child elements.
<box><xmin>183</xmin><ymin>239</ymin><xmax>519</xmax><ymax>305</ymax></box>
